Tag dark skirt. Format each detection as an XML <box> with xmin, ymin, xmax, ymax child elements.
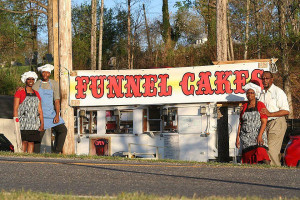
<box><xmin>242</xmin><ymin>147</ymin><xmax>270</xmax><ymax>164</ymax></box>
<box><xmin>21</xmin><ymin>130</ymin><xmax>41</xmax><ymax>142</ymax></box>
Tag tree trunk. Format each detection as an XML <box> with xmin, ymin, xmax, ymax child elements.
<box><xmin>244</xmin><ymin>0</ymin><xmax>250</xmax><ymax>60</ymax></box>
<box><xmin>127</xmin><ymin>0</ymin><xmax>132</xmax><ymax>69</ymax></box>
<box><xmin>278</xmin><ymin>0</ymin><xmax>294</xmax><ymax>118</ymax></box>
<box><xmin>253</xmin><ymin>0</ymin><xmax>261</xmax><ymax>59</ymax></box>
<box><xmin>59</xmin><ymin>0</ymin><xmax>74</xmax><ymax>154</ymax></box>
<box><xmin>143</xmin><ymin>4</ymin><xmax>152</xmax><ymax>53</ymax></box>
<box><xmin>216</xmin><ymin>0</ymin><xmax>227</xmax><ymax>61</ymax></box>
<box><xmin>91</xmin><ymin>0</ymin><xmax>97</xmax><ymax>70</ymax></box>
<box><xmin>98</xmin><ymin>0</ymin><xmax>104</xmax><ymax>70</ymax></box>
<box><xmin>227</xmin><ymin>13</ymin><xmax>234</xmax><ymax>61</ymax></box>
<box><xmin>208</xmin><ymin>0</ymin><xmax>217</xmax><ymax>47</ymax></box>
<box><xmin>47</xmin><ymin>0</ymin><xmax>53</xmax><ymax>55</ymax></box>
<box><xmin>29</xmin><ymin>2</ymin><xmax>38</xmax><ymax>68</ymax></box>
<box><xmin>162</xmin><ymin>0</ymin><xmax>172</xmax><ymax>64</ymax></box>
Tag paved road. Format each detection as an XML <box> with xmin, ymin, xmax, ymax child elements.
<box><xmin>0</xmin><ymin>156</ymin><xmax>299</xmax><ymax>198</ymax></box>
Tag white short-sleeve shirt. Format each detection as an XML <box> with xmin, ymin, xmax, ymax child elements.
<box><xmin>259</xmin><ymin>84</ymin><xmax>289</xmax><ymax>120</ymax></box>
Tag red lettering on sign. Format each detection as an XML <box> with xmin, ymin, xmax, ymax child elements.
<box><xmin>251</xmin><ymin>69</ymin><xmax>264</xmax><ymax>89</ymax></box>
<box><xmin>142</xmin><ymin>75</ymin><xmax>158</xmax><ymax>97</ymax></box>
<box><xmin>179</xmin><ymin>72</ymin><xmax>195</xmax><ymax>96</ymax></box>
<box><xmin>94</xmin><ymin>140</ymin><xmax>105</xmax><ymax>146</ymax></box>
<box><xmin>75</xmin><ymin>76</ymin><xmax>90</xmax><ymax>99</ymax></box>
<box><xmin>158</xmin><ymin>74</ymin><xmax>172</xmax><ymax>97</ymax></box>
<box><xmin>233</xmin><ymin>70</ymin><xmax>249</xmax><ymax>94</ymax></box>
<box><xmin>107</xmin><ymin>75</ymin><xmax>124</xmax><ymax>98</ymax></box>
<box><xmin>89</xmin><ymin>76</ymin><xmax>106</xmax><ymax>98</ymax></box>
<box><xmin>195</xmin><ymin>72</ymin><xmax>213</xmax><ymax>95</ymax></box>
<box><xmin>124</xmin><ymin>75</ymin><xmax>142</xmax><ymax>98</ymax></box>
<box><xmin>214</xmin><ymin>71</ymin><xmax>233</xmax><ymax>94</ymax></box>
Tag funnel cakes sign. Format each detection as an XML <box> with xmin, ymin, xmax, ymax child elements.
<box><xmin>69</xmin><ymin>62</ymin><xmax>269</xmax><ymax>106</ymax></box>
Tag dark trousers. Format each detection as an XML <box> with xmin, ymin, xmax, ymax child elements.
<box><xmin>34</xmin><ymin>124</ymin><xmax>67</xmax><ymax>153</ymax></box>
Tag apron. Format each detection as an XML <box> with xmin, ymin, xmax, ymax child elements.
<box><xmin>18</xmin><ymin>89</ymin><xmax>40</xmax><ymax>130</ymax></box>
<box><xmin>39</xmin><ymin>81</ymin><xmax>64</xmax><ymax>130</ymax></box>
<box><xmin>240</xmin><ymin>101</ymin><xmax>268</xmax><ymax>151</ymax></box>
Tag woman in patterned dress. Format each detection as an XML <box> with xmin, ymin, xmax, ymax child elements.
<box><xmin>13</xmin><ymin>71</ymin><xmax>44</xmax><ymax>153</ymax></box>
<box><xmin>236</xmin><ymin>82</ymin><xmax>270</xmax><ymax>164</ymax></box>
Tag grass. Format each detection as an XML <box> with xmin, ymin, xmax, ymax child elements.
<box><xmin>0</xmin><ymin>151</ymin><xmax>297</xmax><ymax>170</ymax></box>
<box><xmin>0</xmin><ymin>190</ymin><xmax>298</xmax><ymax>200</ymax></box>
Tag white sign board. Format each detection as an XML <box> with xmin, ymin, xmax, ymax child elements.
<box><xmin>69</xmin><ymin>62</ymin><xmax>269</xmax><ymax>106</ymax></box>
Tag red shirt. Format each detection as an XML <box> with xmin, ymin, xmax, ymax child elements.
<box><xmin>14</xmin><ymin>90</ymin><xmax>41</xmax><ymax>104</ymax></box>
<box><xmin>240</xmin><ymin>101</ymin><xmax>268</xmax><ymax>120</ymax></box>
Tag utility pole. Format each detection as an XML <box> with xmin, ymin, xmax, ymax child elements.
<box><xmin>98</xmin><ymin>0</ymin><xmax>104</xmax><ymax>70</ymax></box>
<box><xmin>53</xmin><ymin>0</ymin><xmax>59</xmax><ymax>82</ymax></box>
<box><xmin>216</xmin><ymin>0</ymin><xmax>229</xmax><ymax>163</ymax></box>
<box><xmin>59</xmin><ymin>0</ymin><xmax>74</xmax><ymax>154</ymax></box>
<box><xmin>91</xmin><ymin>0</ymin><xmax>97</xmax><ymax>70</ymax></box>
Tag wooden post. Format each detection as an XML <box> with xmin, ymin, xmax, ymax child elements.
<box><xmin>53</xmin><ymin>0</ymin><xmax>59</xmax><ymax>82</ymax></box>
<box><xmin>91</xmin><ymin>0</ymin><xmax>97</xmax><ymax>70</ymax></box>
<box><xmin>59</xmin><ymin>0</ymin><xmax>74</xmax><ymax>154</ymax></box>
<box><xmin>98</xmin><ymin>0</ymin><xmax>104</xmax><ymax>70</ymax></box>
<box><xmin>216</xmin><ymin>0</ymin><xmax>229</xmax><ymax>162</ymax></box>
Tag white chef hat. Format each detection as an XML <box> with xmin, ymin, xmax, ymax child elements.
<box><xmin>37</xmin><ymin>64</ymin><xmax>54</xmax><ymax>73</ymax></box>
<box><xmin>21</xmin><ymin>71</ymin><xmax>38</xmax><ymax>83</ymax></box>
<box><xmin>243</xmin><ymin>82</ymin><xmax>262</xmax><ymax>98</ymax></box>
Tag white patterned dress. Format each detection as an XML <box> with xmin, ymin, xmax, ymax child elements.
<box><xmin>17</xmin><ymin>90</ymin><xmax>41</xmax><ymax>142</ymax></box>
<box><xmin>240</xmin><ymin>101</ymin><xmax>268</xmax><ymax>153</ymax></box>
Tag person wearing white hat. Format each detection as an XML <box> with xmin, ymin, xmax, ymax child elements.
<box><xmin>32</xmin><ymin>64</ymin><xmax>67</xmax><ymax>153</ymax></box>
<box><xmin>235</xmin><ymin>81</ymin><xmax>270</xmax><ymax>164</ymax></box>
<box><xmin>13</xmin><ymin>71</ymin><xmax>44</xmax><ymax>153</ymax></box>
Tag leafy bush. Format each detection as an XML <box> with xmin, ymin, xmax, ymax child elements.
<box><xmin>0</xmin><ymin>66</ymin><xmax>31</xmax><ymax>95</ymax></box>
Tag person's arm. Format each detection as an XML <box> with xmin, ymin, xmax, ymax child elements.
<box><xmin>260</xmin><ymin>89</ymin><xmax>290</xmax><ymax>117</ymax></box>
<box><xmin>38</xmin><ymin>101</ymin><xmax>44</xmax><ymax>131</ymax></box>
<box><xmin>53</xmin><ymin>99</ymin><xmax>60</xmax><ymax>123</ymax></box>
<box><xmin>13</xmin><ymin>97</ymin><xmax>20</xmax><ymax>118</ymax></box>
<box><xmin>236</xmin><ymin>122</ymin><xmax>241</xmax><ymax>148</ymax></box>
<box><xmin>53</xmin><ymin>80</ymin><xmax>61</xmax><ymax>124</ymax></box>
<box><xmin>260</xmin><ymin>108</ymin><xmax>289</xmax><ymax>117</ymax></box>
<box><xmin>257</xmin><ymin>118</ymin><xmax>267</xmax><ymax>145</ymax></box>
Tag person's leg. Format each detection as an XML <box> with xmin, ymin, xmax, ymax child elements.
<box><xmin>27</xmin><ymin>142</ymin><xmax>34</xmax><ymax>153</ymax></box>
<box><xmin>52</xmin><ymin>124</ymin><xmax>67</xmax><ymax>153</ymax></box>
<box><xmin>33</xmin><ymin>131</ymin><xmax>45</xmax><ymax>153</ymax></box>
<box><xmin>267</xmin><ymin>117</ymin><xmax>287</xmax><ymax>166</ymax></box>
<box><xmin>22</xmin><ymin>141</ymin><xmax>28</xmax><ymax>152</ymax></box>
<box><xmin>263</xmin><ymin>160</ymin><xmax>270</xmax><ymax>165</ymax></box>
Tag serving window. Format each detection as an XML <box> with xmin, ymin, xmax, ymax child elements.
<box><xmin>147</xmin><ymin>106</ymin><xmax>161</xmax><ymax>132</ymax></box>
<box><xmin>79</xmin><ymin>110</ymin><xmax>97</xmax><ymax>134</ymax></box>
<box><xmin>105</xmin><ymin>109</ymin><xmax>133</xmax><ymax>134</ymax></box>
<box><xmin>162</xmin><ymin>107</ymin><xmax>178</xmax><ymax>132</ymax></box>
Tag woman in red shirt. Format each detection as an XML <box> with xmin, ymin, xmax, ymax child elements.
<box><xmin>13</xmin><ymin>71</ymin><xmax>44</xmax><ymax>153</ymax></box>
<box><xmin>236</xmin><ymin>82</ymin><xmax>270</xmax><ymax>164</ymax></box>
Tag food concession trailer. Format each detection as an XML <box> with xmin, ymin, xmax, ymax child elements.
<box><xmin>69</xmin><ymin>62</ymin><xmax>270</xmax><ymax>162</ymax></box>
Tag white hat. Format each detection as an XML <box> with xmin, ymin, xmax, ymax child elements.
<box><xmin>37</xmin><ymin>64</ymin><xmax>54</xmax><ymax>73</ymax></box>
<box><xmin>21</xmin><ymin>71</ymin><xmax>38</xmax><ymax>83</ymax></box>
<box><xmin>243</xmin><ymin>82</ymin><xmax>262</xmax><ymax>98</ymax></box>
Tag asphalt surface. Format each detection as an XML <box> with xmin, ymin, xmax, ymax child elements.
<box><xmin>0</xmin><ymin>156</ymin><xmax>299</xmax><ymax>198</ymax></box>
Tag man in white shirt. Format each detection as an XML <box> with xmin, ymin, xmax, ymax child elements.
<box><xmin>259</xmin><ymin>71</ymin><xmax>290</xmax><ymax>166</ymax></box>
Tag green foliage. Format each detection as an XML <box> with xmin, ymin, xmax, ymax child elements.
<box><xmin>72</xmin><ymin>3</ymin><xmax>128</xmax><ymax>70</ymax></box>
<box><xmin>0</xmin><ymin>66</ymin><xmax>31</xmax><ymax>95</ymax></box>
